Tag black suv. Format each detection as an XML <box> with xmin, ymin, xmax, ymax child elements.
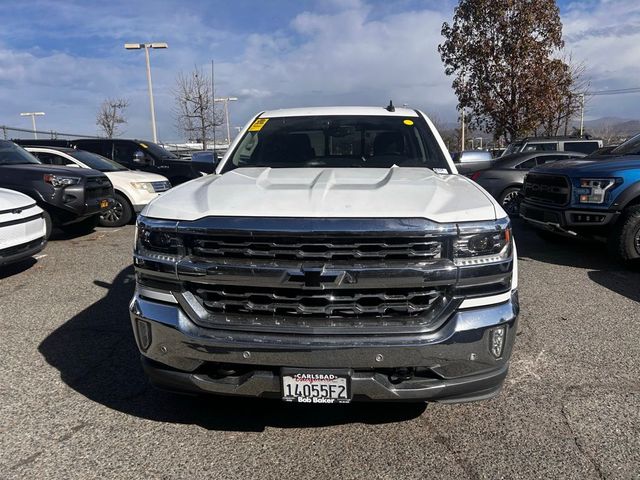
<box><xmin>71</xmin><ymin>139</ymin><xmax>200</xmax><ymax>185</ymax></box>
<box><xmin>0</xmin><ymin>141</ymin><xmax>114</xmax><ymax>238</ymax></box>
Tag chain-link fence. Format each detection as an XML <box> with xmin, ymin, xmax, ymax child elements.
<box><xmin>0</xmin><ymin>125</ymin><xmax>103</xmax><ymax>141</ymax></box>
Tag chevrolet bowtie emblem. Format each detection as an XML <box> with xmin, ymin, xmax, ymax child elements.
<box><xmin>287</xmin><ymin>269</ymin><xmax>351</xmax><ymax>288</ymax></box>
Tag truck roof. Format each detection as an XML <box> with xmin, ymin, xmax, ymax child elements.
<box><xmin>259</xmin><ymin>106</ymin><xmax>420</xmax><ymax>118</ymax></box>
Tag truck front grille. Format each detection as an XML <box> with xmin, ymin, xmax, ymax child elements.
<box><xmin>151</xmin><ymin>181</ymin><xmax>171</xmax><ymax>192</ymax></box>
<box><xmin>523</xmin><ymin>173</ymin><xmax>570</xmax><ymax>206</ymax></box>
<box><xmin>85</xmin><ymin>176</ymin><xmax>113</xmax><ymax>200</ymax></box>
<box><xmin>188</xmin><ymin>283</ymin><xmax>443</xmax><ymax>318</ymax></box>
<box><xmin>186</xmin><ymin>235</ymin><xmax>443</xmax><ymax>262</ymax></box>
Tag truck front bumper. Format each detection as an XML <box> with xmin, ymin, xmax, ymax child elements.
<box><xmin>130</xmin><ymin>289</ymin><xmax>519</xmax><ymax>403</ymax></box>
<box><xmin>520</xmin><ymin>201</ymin><xmax>619</xmax><ymax>233</ymax></box>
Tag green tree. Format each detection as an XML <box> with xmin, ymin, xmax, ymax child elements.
<box><xmin>439</xmin><ymin>0</ymin><xmax>573</xmax><ymax>142</ymax></box>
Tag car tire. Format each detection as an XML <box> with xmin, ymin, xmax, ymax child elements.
<box><xmin>100</xmin><ymin>193</ymin><xmax>133</xmax><ymax>227</ymax></box>
<box><xmin>608</xmin><ymin>205</ymin><xmax>640</xmax><ymax>264</ymax></box>
<box><xmin>42</xmin><ymin>210</ymin><xmax>53</xmax><ymax>241</ymax></box>
<box><xmin>499</xmin><ymin>187</ymin><xmax>522</xmax><ymax>217</ymax></box>
<box><xmin>61</xmin><ymin>215</ymin><xmax>99</xmax><ymax>236</ymax></box>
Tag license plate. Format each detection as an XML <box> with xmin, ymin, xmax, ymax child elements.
<box><xmin>281</xmin><ymin>369</ymin><xmax>351</xmax><ymax>404</ymax></box>
<box><xmin>100</xmin><ymin>199</ymin><xmax>109</xmax><ymax>209</ymax></box>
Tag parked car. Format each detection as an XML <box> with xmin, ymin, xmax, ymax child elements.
<box><xmin>471</xmin><ymin>151</ymin><xmax>586</xmax><ymax>215</ymax></box>
<box><xmin>502</xmin><ymin>136</ymin><xmax>602</xmax><ymax>156</ymax></box>
<box><xmin>520</xmin><ymin>132</ymin><xmax>640</xmax><ymax>264</ymax></box>
<box><xmin>14</xmin><ymin>139</ymin><xmax>201</xmax><ymax>185</ymax></box>
<box><xmin>71</xmin><ymin>139</ymin><xmax>200</xmax><ymax>186</ymax></box>
<box><xmin>0</xmin><ymin>140</ymin><xmax>114</xmax><ymax>238</ymax></box>
<box><xmin>130</xmin><ymin>106</ymin><xmax>519</xmax><ymax>404</ymax></box>
<box><xmin>25</xmin><ymin>147</ymin><xmax>171</xmax><ymax>227</ymax></box>
<box><xmin>190</xmin><ymin>150</ymin><xmax>220</xmax><ymax>175</ymax></box>
<box><xmin>0</xmin><ymin>188</ymin><xmax>47</xmax><ymax>266</ymax></box>
<box><xmin>451</xmin><ymin>150</ymin><xmax>494</xmax><ymax>174</ymax></box>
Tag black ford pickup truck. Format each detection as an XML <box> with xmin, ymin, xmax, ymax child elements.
<box><xmin>0</xmin><ymin>141</ymin><xmax>114</xmax><ymax>238</ymax></box>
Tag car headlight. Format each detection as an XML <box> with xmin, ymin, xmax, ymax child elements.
<box><xmin>43</xmin><ymin>174</ymin><xmax>80</xmax><ymax>187</ymax></box>
<box><xmin>131</xmin><ymin>182</ymin><xmax>155</xmax><ymax>193</ymax></box>
<box><xmin>576</xmin><ymin>178</ymin><xmax>616</xmax><ymax>204</ymax></box>
<box><xmin>454</xmin><ymin>218</ymin><xmax>512</xmax><ymax>266</ymax></box>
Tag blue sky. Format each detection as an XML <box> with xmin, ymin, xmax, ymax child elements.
<box><xmin>1</xmin><ymin>0</ymin><xmax>639</xmax><ymax>141</ymax></box>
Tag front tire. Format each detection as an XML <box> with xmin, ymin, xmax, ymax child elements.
<box><xmin>100</xmin><ymin>193</ymin><xmax>133</xmax><ymax>227</ymax></box>
<box><xmin>608</xmin><ymin>205</ymin><xmax>640</xmax><ymax>264</ymax></box>
<box><xmin>61</xmin><ymin>215</ymin><xmax>99</xmax><ymax>236</ymax></box>
<box><xmin>42</xmin><ymin>210</ymin><xmax>53</xmax><ymax>241</ymax></box>
<box><xmin>499</xmin><ymin>187</ymin><xmax>522</xmax><ymax>216</ymax></box>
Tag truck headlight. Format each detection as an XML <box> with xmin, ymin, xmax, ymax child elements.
<box><xmin>131</xmin><ymin>182</ymin><xmax>155</xmax><ymax>193</ymax></box>
<box><xmin>454</xmin><ymin>218</ymin><xmax>512</xmax><ymax>266</ymax></box>
<box><xmin>576</xmin><ymin>178</ymin><xmax>616</xmax><ymax>204</ymax></box>
<box><xmin>135</xmin><ymin>217</ymin><xmax>182</xmax><ymax>262</ymax></box>
<box><xmin>43</xmin><ymin>174</ymin><xmax>80</xmax><ymax>187</ymax></box>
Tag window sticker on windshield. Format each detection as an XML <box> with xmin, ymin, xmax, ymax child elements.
<box><xmin>139</xmin><ymin>143</ymin><xmax>148</xmax><ymax>149</ymax></box>
<box><xmin>403</xmin><ymin>119</ymin><xmax>414</xmax><ymax>126</ymax></box>
<box><xmin>433</xmin><ymin>168</ymin><xmax>448</xmax><ymax>175</ymax></box>
<box><xmin>249</xmin><ymin>118</ymin><xmax>269</xmax><ymax>132</ymax></box>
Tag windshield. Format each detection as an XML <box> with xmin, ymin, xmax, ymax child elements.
<box><xmin>139</xmin><ymin>141</ymin><xmax>179</xmax><ymax>159</ymax></box>
<box><xmin>502</xmin><ymin>142</ymin><xmax>523</xmax><ymax>156</ymax></box>
<box><xmin>610</xmin><ymin>133</ymin><xmax>640</xmax><ymax>156</ymax></box>
<box><xmin>71</xmin><ymin>150</ymin><xmax>128</xmax><ymax>171</ymax></box>
<box><xmin>0</xmin><ymin>141</ymin><xmax>42</xmax><ymax>165</ymax></box>
<box><xmin>222</xmin><ymin>115</ymin><xmax>449</xmax><ymax>172</ymax></box>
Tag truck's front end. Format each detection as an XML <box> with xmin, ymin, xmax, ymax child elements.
<box><xmin>129</xmin><ymin>107</ymin><xmax>519</xmax><ymax>403</ymax></box>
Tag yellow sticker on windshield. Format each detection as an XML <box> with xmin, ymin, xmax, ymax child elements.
<box><xmin>403</xmin><ymin>119</ymin><xmax>414</xmax><ymax>126</ymax></box>
<box><xmin>139</xmin><ymin>143</ymin><xmax>148</xmax><ymax>149</ymax></box>
<box><xmin>249</xmin><ymin>118</ymin><xmax>269</xmax><ymax>132</ymax></box>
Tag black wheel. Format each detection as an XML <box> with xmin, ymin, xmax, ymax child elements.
<box><xmin>61</xmin><ymin>215</ymin><xmax>99</xmax><ymax>235</ymax></box>
<box><xmin>607</xmin><ymin>205</ymin><xmax>640</xmax><ymax>264</ymax></box>
<box><xmin>42</xmin><ymin>210</ymin><xmax>53</xmax><ymax>241</ymax></box>
<box><xmin>99</xmin><ymin>193</ymin><xmax>133</xmax><ymax>227</ymax></box>
<box><xmin>499</xmin><ymin>187</ymin><xmax>522</xmax><ymax>216</ymax></box>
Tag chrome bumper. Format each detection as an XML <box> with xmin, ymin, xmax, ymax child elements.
<box><xmin>130</xmin><ymin>288</ymin><xmax>519</xmax><ymax>402</ymax></box>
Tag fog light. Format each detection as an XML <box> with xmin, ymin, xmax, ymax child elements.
<box><xmin>490</xmin><ymin>326</ymin><xmax>506</xmax><ymax>358</ymax></box>
<box><xmin>136</xmin><ymin>319</ymin><xmax>152</xmax><ymax>351</ymax></box>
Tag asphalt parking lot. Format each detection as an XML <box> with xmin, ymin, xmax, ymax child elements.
<box><xmin>1</xmin><ymin>221</ymin><xmax>639</xmax><ymax>479</ymax></box>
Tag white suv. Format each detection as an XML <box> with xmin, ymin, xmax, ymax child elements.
<box><xmin>26</xmin><ymin>147</ymin><xmax>171</xmax><ymax>227</ymax></box>
<box><xmin>0</xmin><ymin>188</ymin><xmax>47</xmax><ymax>267</ymax></box>
<box><xmin>130</xmin><ymin>106</ymin><xmax>519</xmax><ymax>404</ymax></box>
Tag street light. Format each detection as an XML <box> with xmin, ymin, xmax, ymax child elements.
<box><xmin>20</xmin><ymin>112</ymin><xmax>45</xmax><ymax>139</ymax></box>
<box><xmin>214</xmin><ymin>97</ymin><xmax>238</xmax><ymax>144</ymax></box>
<box><xmin>124</xmin><ymin>42</ymin><xmax>168</xmax><ymax>143</ymax></box>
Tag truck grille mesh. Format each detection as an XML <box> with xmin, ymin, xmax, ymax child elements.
<box><xmin>186</xmin><ymin>235</ymin><xmax>443</xmax><ymax>262</ymax></box>
<box><xmin>187</xmin><ymin>283</ymin><xmax>445</xmax><ymax>319</ymax></box>
<box><xmin>523</xmin><ymin>173</ymin><xmax>570</xmax><ymax>206</ymax></box>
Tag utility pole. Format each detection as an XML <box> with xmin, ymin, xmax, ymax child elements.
<box><xmin>214</xmin><ymin>97</ymin><xmax>238</xmax><ymax>144</ymax></box>
<box><xmin>460</xmin><ymin>108</ymin><xmax>465</xmax><ymax>152</ymax></box>
<box><xmin>579</xmin><ymin>93</ymin><xmax>585</xmax><ymax>137</ymax></box>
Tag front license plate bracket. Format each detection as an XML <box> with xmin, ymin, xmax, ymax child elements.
<box><xmin>281</xmin><ymin>368</ymin><xmax>352</xmax><ymax>404</ymax></box>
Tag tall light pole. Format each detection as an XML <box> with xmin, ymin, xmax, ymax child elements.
<box><xmin>124</xmin><ymin>42</ymin><xmax>168</xmax><ymax>143</ymax></box>
<box><xmin>20</xmin><ymin>112</ymin><xmax>45</xmax><ymax>139</ymax></box>
<box><xmin>214</xmin><ymin>97</ymin><xmax>238</xmax><ymax>144</ymax></box>
<box><xmin>579</xmin><ymin>93</ymin><xmax>585</xmax><ymax>137</ymax></box>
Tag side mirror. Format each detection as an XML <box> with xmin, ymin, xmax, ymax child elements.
<box><xmin>133</xmin><ymin>150</ymin><xmax>147</xmax><ymax>164</ymax></box>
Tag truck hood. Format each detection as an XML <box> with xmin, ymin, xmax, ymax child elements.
<box><xmin>0</xmin><ymin>187</ymin><xmax>36</xmax><ymax>210</ymax></box>
<box><xmin>144</xmin><ymin>167</ymin><xmax>499</xmax><ymax>223</ymax></box>
<box><xmin>530</xmin><ymin>155</ymin><xmax>640</xmax><ymax>177</ymax></box>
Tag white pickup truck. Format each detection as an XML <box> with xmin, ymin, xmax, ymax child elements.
<box><xmin>130</xmin><ymin>106</ymin><xmax>519</xmax><ymax>404</ymax></box>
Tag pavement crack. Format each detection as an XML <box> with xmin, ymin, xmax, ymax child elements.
<box><xmin>560</xmin><ymin>402</ymin><xmax>606</xmax><ymax>480</ymax></box>
<box><xmin>10</xmin><ymin>451</ymin><xmax>43</xmax><ymax>470</ymax></box>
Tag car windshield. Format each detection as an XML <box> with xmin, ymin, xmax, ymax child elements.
<box><xmin>0</xmin><ymin>141</ymin><xmax>42</xmax><ymax>165</ymax></box>
<box><xmin>71</xmin><ymin>150</ymin><xmax>128</xmax><ymax>171</ymax></box>
<box><xmin>139</xmin><ymin>141</ymin><xmax>179</xmax><ymax>159</ymax></box>
<box><xmin>610</xmin><ymin>133</ymin><xmax>640</xmax><ymax>156</ymax></box>
<box><xmin>222</xmin><ymin>115</ymin><xmax>450</xmax><ymax>172</ymax></box>
<box><xmin>502</xmin><ymin>142</ymin><xmax>523</xmax><ymax>156</ymax></box>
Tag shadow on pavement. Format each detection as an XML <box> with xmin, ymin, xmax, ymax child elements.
<box><xmin>0</xmin><ymin>257</ymin><xmax>38</xmax><ymax>280</ymax></box>
<box><xmin>513</xmin><ymin>219</ymin><xmax>640</xmax><ymax>302</ymax></box>
<box><xmin>39</xmin><ymin>266</ymin><xmax>426</xmax><ymax>431</ymax></box>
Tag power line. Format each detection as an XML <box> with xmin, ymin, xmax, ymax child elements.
<box><xmin>587</xmin><ymin>87</ymin><xmax>640</xmax><ymax>96</ymax></box>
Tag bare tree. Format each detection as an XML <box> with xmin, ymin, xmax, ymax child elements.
<box><xmin>173</xmin><ymin>66</ymin><xmax>223</xmax><ymax>150</ymax></box>
<box><xmin>96</xmin><ymin>98</ymin><xmax>129</xmax><ymax>137</ymax></box>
